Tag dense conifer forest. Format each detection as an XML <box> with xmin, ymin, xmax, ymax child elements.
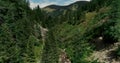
<box><xmin>0</xmin><ymin>0</ymin><xmax>120</xmax><ymax>63</ymax></box>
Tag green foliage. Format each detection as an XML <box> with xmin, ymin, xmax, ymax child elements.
<box><xmin>90</xmin><ymin>59</ymin><xmax>100</xmax><ymax>63</ymax></box>
<box><xmin>0</xmin><ymin>0</ymin><xmax>43</xmax><ymax>63</ymax></box>
<box><xmin>41</xmin><ymin>30</ymin><xmax>59</xmax><ymax>63</ymax></box>
<box><xmin>102</xmin><ymin>0</ymin><xmax>120</xmax><ymax>43</ymax></box>
<box><xmin>0</xmin><ymin>23</ymin><xmax>18</xmax><ymax>63</ymax></box>
<box><xmin>53</xmin><ymin>23</ymin><xmax>93</xmax><ymax>63</ymax></box>
<box><xmin>0</xmin><ymin>0</ymin><xmax>119</xmax><ymax>63</ymax></box>
<box><xmin>116</xmin><ymin>46</ymin><xmax>120</xmax><ymax>57</ymax></box>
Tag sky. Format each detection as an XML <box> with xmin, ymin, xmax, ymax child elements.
<box><xmin>30</xmin><ymin>0</ymin><xmax>91</xmax><ymax>8</ymax></box>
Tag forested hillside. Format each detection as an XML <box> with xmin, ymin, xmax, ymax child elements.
<box><xmin>0</xmin><ymin>0</ymin><xmax>120</xmax><ymax>63</ymax></box>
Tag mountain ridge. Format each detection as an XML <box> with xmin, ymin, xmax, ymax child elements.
<box><xmin>42</xmin><ymin>1</ymin><xmax>89</xmax><ymax>13</ymax></box>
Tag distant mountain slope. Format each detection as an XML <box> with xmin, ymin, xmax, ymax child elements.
<box><xmin>42</xmin><ymin>1</ymin><xmax>89</xmax><ymax>15</ymax></box>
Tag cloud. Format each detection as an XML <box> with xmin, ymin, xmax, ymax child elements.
<box><xmin>30</xmin><ymin>1</ymin><xmax>56</xmax><ymax>9</ymax></box>
<box><xmin>75</xmin><ymin>0</ymin><xmax>91</xmax><ymax>1</ymax></box>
